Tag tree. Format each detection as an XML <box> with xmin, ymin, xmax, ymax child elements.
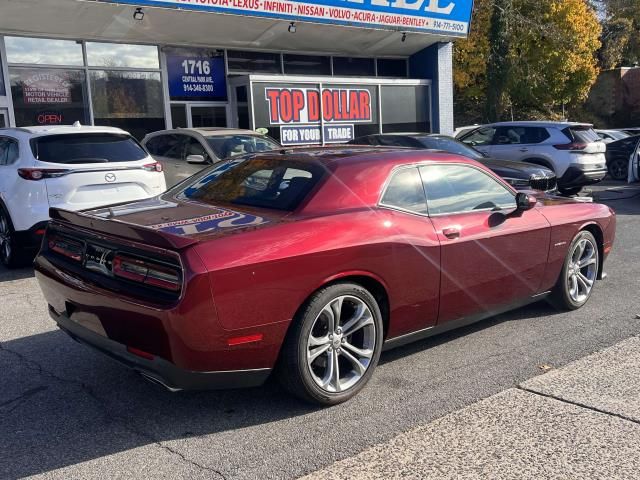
<box><xmin>453</xmin><ymin>0</ymin><xmax>602</xmax><ymax>123</ymax></box>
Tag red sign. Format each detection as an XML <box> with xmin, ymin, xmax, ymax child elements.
<box><xmin>265</xmin><ymin>87</ymin><xmax>371</xmax><ymax>124</ymax></box>
<box><xmin>22</xmin><ymin>73</ymin><xmax>72</xmax><ymax>105</ymax></box>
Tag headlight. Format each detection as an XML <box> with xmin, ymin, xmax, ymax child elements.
<box><xmin>503</xmin><ymin>177</ymin><xmax>530</xmax><ymax>187</ymax></box>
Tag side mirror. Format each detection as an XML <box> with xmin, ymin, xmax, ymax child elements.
<box><xmin>186</xmin><ymin>154</ymin><xmax>206</xmax><ymax>164</ymax></box>
<box><xmin>516</xmin><ymin>192</ymin><xmax>537</xmax><ymax>211</ymax></box>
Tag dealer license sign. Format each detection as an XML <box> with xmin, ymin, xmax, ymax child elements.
<box><xmin>97</xmin><ymin>0</ymin><xmax>473</xmax><ymax>36</ymax></box>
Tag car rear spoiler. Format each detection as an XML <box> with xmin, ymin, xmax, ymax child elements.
<box><xmin>49</xmin><ymin>207</ymin><xmax>199</xmax><ymax>250</ymax></box>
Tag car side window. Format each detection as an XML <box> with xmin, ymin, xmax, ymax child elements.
<box><xmin>494</xmin><ymin>127</ymin><xmax>526</xmax><ymax>145</ymax></box>
<box><xmin>380</xmin><ymin>167</ymin><xmax>427</xmax><ymax>214</ymax></box>
<box><xmin>462</xmin><ymin>127</ymin><xmax>496</xmax><ymax>146</ymax></box>
<box><xmin>0</xmin><ymin>139</ymin><xmax>8</xmax><ymax>165</ymax></box>
<box><xmin>147</xmin><ymin>134</ymin><xmax>185</xmax><ymax>160</ymax></box>
<box><xmin>419</xmin><ymin>164</ymin><xmax>516</xmax><ymax>215</ymax></box>
<box><xmin>6</xmin><ymin>139</ymin><xmax>19</xmax><ymax>165</ymax></box>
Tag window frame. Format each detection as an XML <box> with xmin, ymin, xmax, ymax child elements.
<box><xmin>378</xmin><ymin>162</ymin><xmax>517</xmax><ymax>218</ymax></box>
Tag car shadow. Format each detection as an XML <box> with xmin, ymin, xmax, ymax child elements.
<box><xmin>0</xmin><ymin>265</ymin><xmax>34</xmax><ymax>282</ymax></box>
<box><xmin>1</xmin><ymin>298</ymin><xmax>557</xmax><ymax>479</ymax></box>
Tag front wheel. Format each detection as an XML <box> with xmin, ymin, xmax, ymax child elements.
<box><xmin>608</xmin><ymin>158</ymin><xmax>628</xmax><ymax>181</ymax></box>
<box><xmin>277</xmin><ymin>283</ymin><xmax>383</xmax><ymax>405</ymax></box>
<box><xmin>552</xmin><ymin>231</ymin><xmax>599</xmax><ymax>310</ymax></box>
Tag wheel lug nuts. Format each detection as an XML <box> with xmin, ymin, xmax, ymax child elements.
<box><xmin>336</xmin><ymin>328</ymin><xmax>342</xmax><ymax>334</ymax></box>
<box><xmin>329</xmin><ymin>334</ymin><xmax>333</xmax><ymax>339</ymax></box>
<box><xmin>341</xmin><ymin>338</ymin><xmax>345</xmax><ymax>343</ymax></box>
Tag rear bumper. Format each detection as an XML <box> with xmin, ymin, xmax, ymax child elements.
<box><xmin>14</xmin><ymin>221</ymin><xmax>49</xmax><ymax>249</ymax></box>
<box><xmin>559</xmin><ymin>165</ymin><xmax>607</xmax><ymax>188</ymax></box>
<box><xmin>50</xmin><ymin>306</ymin><xmax>272</xmax><ymax>391</ymax></box>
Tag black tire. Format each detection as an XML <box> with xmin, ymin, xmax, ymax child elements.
<box><xmin>559</xmin><ymin>186</ymin><xmax>582</xmax><ymax>196</ymax></box>
<box><xmin>608</xmin><ymin>158</ymin><xmax>628</xmax><ymax>181</ymax></box>
<box><xmin>551</xmin><ymin>230</ymin><xmax>599</xmax><ymax>311</ymax></box>
<box><xmin>277</xmin><ymin>282</ymin><xmax>384</xmax><ymax>406</ymax></box>
<box><xmin>0</xmin><ymin>208</ymin><xmax>24</xmax><ymax>269</ymax></box>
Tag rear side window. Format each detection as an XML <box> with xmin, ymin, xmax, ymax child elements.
<box><xmin>32</xmin><ymin>134</ymin><xmax>148</xmax><ymax>164</ymax></box>
<box><xmin>380</xmin><ymin>167</ymin><xmax>427</xmax><ymax>214</ymax></box>
<box><xmin>179</xmin><ymin>158</ymin><xmax>324</xmax><ymax>211</ymax></box>
<box><xmin>494</xmin><ymin>127</ymin><xmax>549</xmax><ymax>145</ymax></box>
<box><xmin>144</xmin><ymin>134</ymin><xmax>185</xmax><ymax>159</ymax></box>
<box><xmin>563</xmin><ymin>126</ymin><xmax>601</xmax><ymax>143</ymax></box>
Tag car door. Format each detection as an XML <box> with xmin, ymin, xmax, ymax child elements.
<box><xmin>419</xmin><ymin>163</ymin><xmax>551</xmax><ymax>324</ymax></box>
<box><xmin>491</xmin><ymin>126</ymin><xmax>550</xmax><ymax>162</ymax></box>
<box><xmin>459</xmin><ymin>126</ymin><xmax>496</xmax><ymax>156</ymax></box>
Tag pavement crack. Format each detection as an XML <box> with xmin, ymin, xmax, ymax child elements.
<box><xmin>0</xmin><ymin>342</ymin><xmax>227</xmax><ymax>479</ymax></box>
<box><xmin>518</xmin><ymin>385</ymin><xmax>640</xmax><ymax>426</ymax></box>
<box><xmin>0</xmin><ymin>385</ymin><xmax>48</xmax><ymax>414</ymax></box>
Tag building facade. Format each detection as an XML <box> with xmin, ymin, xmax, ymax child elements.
<box><xmin>0</xmin><ymin>0</ymin><xmax>472</xmax><ymax>142</ymax></box>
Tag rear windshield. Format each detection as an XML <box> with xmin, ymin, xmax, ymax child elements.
<box><xmin>205</xmin><ymin>135</ymin><xmax>280</xmax><ymax>159</ymax></box>
<box><xmin>177</xmin><ymin>157</ymin><xmax>324</xmax><ymax>211</ymax></box>
<box><xmin>415</xmin><ymin>136</ymin><xmax>485</xmax><ymax>160</ymax></box>
<box><xmin>563</xmin><ymin>126</ymin><xmax>601</xmax><ymax>144</ymax></box>
<box><xmin>32</xmin><ymin>133</ymin><xmax>148</xmax><ymax>164</ymax></box>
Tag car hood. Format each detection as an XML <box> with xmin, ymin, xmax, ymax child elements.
<box><xmin>83</xmin><ymin>194</ymin><xmax>288</xmax><ymax>242</ymax></box>
<box><xmin>478</xmin><ymin>157</ymin><xmax>554</xmax><ymax>178</ymax></box>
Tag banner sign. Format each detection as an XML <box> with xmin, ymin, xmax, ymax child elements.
<box><xmin>22</xmin><ymin>73</ymin><xmax>71</xmax><ymax>105</ymax></box>
<box><xmin>96</xmin><ymin>0</ymin><xmax>473</xmax><ymax>36</ymax></box>
<box><xmin>166</xmin><ymin>53</ymin><xmax>227</xmax><ymax>101</ymax></box>
<box><xmin>281</xmin><ymin>124</ymin><xmax>354</xmax><ymax>145</ymax></box>
<box><xmin>266</xmin><ymin>87</ymin><xmax>371</xmax><ymax>124</ymax></box>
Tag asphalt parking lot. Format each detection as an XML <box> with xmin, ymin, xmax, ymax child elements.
<box><xmin>2</xmin><ymin>181</ymin><xmax>640</xmax><ymax>480</ymax></box>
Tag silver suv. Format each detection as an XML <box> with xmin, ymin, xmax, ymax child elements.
<box><xmin>459</xmin><ymin>122</ymin><xmax>607</xmax><ymax>194</ymax></box>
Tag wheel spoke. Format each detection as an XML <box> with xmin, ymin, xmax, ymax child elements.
<box><xmin>308</xmin><ymin>334</ymin><xmax>330</xmax><ymax>347</ymax></box>
<box><xmin>342</xmin><ymin>308</ymin><xmax>374</xmax><ymax>337</ymax></box>
<box><xmin>579</xmin><ymin>257</ymin><xmax>596</xmax><ymax>268</ymax></box>
<box><xmin>342</xmin><ymin>341</ymin><xmax>373</xmax><ymax>360</ymax></box>
<box><xmin>577</xmin><ymin>272</ymin><xmax>593</xmax><ymax>290</ymax></box>
<box><xmin>308</xmin><ymin>344</ymin><xmax>330</xmax><ymax>363</ymax></box>
<box><xmin>572</xmin><ymin>240</ymin><xmax>585</xmax><ymax>263</ymax></box>
<box><xmin>340</xmin><ymin>348</ymin><xmax>366</xmax><ymax>375</ymax></box>
<box><xmin>570</xmin><ymin>276</ymin><xmax>578</xmax><ymax>298</ymax></box>
<box><xmin>320</xmin><ymin>349</ymin><xmax>335</xmax><ymax>389</ymax></box>
<box><xmin>331</xmin><ymin>350</ymin><xmax>341</xmax><ymax>392</ymax></box>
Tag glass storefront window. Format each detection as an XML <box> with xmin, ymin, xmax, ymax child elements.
<box><xmin>283</xmin><ymin>54</ymin><xmax>331</xmax><ymax>75</ymax></box>
<box><xmin>0</xmin><ymin>53</ymin><xmax>5</xmax><ymax>96</ymax></box>
<box><xmin>170</xmin><ymin>105</ymin><xmax>188</xmax><ymax>128</ymax></box>
<box><xmin>227</xmin><ymin>50</ymin><xmax>281</xmax><ymax>73</ymax></box>
<box><xmin>9</xmin><ymin>67</ymin><xmax>88</xmax><ymax>126</ymax></box>
<box><xmin>5</xmin><ymin>37</ymin><xmax>83</xmax><ymax>66</ymax></box>
<box><xmin>332</xmin><ymin>57</ymin><xmax>375</xmax><ymax>77</ymax></box>
<box><xmin>381</xmin><ymin>85</ymin><xmax>430</xmax><ymax>133</ymax></box>
<box><xmin>377</xmin><ymin>59</ymin><xmax>408</xmax><ymax>78</ymax></box>
<box><xmin>191</xmin><ymin>106</ymin><xmax>226</xmax><ymax>128</ymax></box>
<box><xmin>86</xmin><ymin>42</ymin><xmax>159</xmax><ymax>69</ymax></box>
<box><xmin>90</xmin><ymin>70</ymin><xmax>164</xmax><ymax>139</ymax></box>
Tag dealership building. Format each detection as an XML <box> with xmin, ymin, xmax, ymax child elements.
<box><xmin>0</xmin><ymin>0</ymin><xmax>472</xmax><ymax>144</ymax></box>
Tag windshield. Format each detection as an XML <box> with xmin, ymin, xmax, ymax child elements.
<box><xmin>416</xmin><ymin>136</ymin><xmax>485</xmax><ymax>160</ymax></box>
<box><xmin>205</xmin><ymin>135</ymin><xmax>280</xmax><ymax>159</ymax></box>
<box><xmin>178</xmin><ymin>157</ymin><xmax>324</xmax><ymax>211</ymax></box>
<box><xmin>31</xmin><ymin>133</ymin><xmax>148</xmax><ymax>164</ymax></box>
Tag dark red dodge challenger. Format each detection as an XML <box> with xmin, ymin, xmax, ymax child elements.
<box><xmin>34</xmin><ymin>147</ymin><xmax>616</xmax><ymax>405</ymax></box>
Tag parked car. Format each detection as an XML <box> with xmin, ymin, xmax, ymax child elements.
<box><xmin>34</xmin><ymin>146</ymin><xmax>615</xmax><ymax>405</ymax></box>
<box><xmin>453</xmin><ymin>124</ymin><xmax>481</xmax><ymax>138</ymax></box>
<box><xmin>605</xmin><ymin>135</ymin><xmax>640</xmax><ymax>181</ymax></box>
<box><xmin>458</xmin><ymin>122</ymin><xmax>607</xmax><ymax>195</ymax></box>
<box><xmin>595</xmin><ymin>129</ymin><xmax>629</xmax><ymax>143</ymax></box>
<box><xmin>142</xmin><ymin>128</ymin><xmax>281</xmax><ymax>187</ymax></box>
<box><xmin>0</xmin><ymin>125</ymin><xmax>166</xmax><ymax>267</ymax></box>
<box><xmin>348</xmin><ymin>133</ymin><xmax>558</xmax><ymax>193</ymax></box>
<box><xmin>618</xmin><ymin>128</ymin><xmax>640</xmax><ymax>136</ymax></box>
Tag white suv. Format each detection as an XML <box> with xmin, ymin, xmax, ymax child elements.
<box><xmin>0</xmin><ymin>125</ymin><xmax>166</xmax><ymax>267</ymax></box>
<box><xmin>459</xmin><ymin>122</ymin><xmax>607</xmax><ymax>195</ymax></box>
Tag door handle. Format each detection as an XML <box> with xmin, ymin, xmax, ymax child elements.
<box><xmin>442</xmin><ymin>226</ymin><xmax>460</xmax><ymax>239</ymax></box>
<box><xmin>519</xmin><ymin>148</ymin><xmax>528</xmax><ymax>152</ymax></box>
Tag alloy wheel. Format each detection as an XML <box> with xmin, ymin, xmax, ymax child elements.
<box><xmin>306</xmin><ymin>295</ymin><xmax>376</xmax><ymax>393</ymax></box>
<box><xmin>609</xmin><ymin>159</ymin><xmax>628</xmax><ymax>181</ymax></box>
<box><xmin>566</xmin><ymin>237</ymin><xmax>597</xmax><ymax>303</ymax></box>
<box><xmin>0</xmin><ymin>213</ymin><xmax>11</xmax><ymax>264</ymax></box>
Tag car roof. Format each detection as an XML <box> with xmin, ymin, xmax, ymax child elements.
<box><xmin>146</xmin><ymin>127</ymin><xmax>265</xmax><ymax>138</ymax></box>
<box><xmin>483</xmin><ymin>121</ymin><xmax>592</xmax><ymax>128</ymax></box>
<box><xmin>0</xmin><ymin>125</ymin><xmax>130</xmax><ymax>136</ymax></box>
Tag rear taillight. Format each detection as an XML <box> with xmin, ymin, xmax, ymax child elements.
<box><xmin>112</xmin><ymin>254</ymin><xmax>181</xmax><ymax>291</ymax></box>
<box><xmin>142</xmin><ymin>162</ymin><xmax>163</xmax><ymax>173</ymax></box>
<box><xmin>48</xmin><ymin>235</ymin><xmax>83</xmax><ymax>262</ymax></box>
<box><xmin>18</xmin><ymin>168</ymin><xmax>69</xmax><ymax>180</ymax></box>
<box><xmin>553</xmin><ymin>143</ymin><xmax>587</xmax><ymax>151</ymax></box>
